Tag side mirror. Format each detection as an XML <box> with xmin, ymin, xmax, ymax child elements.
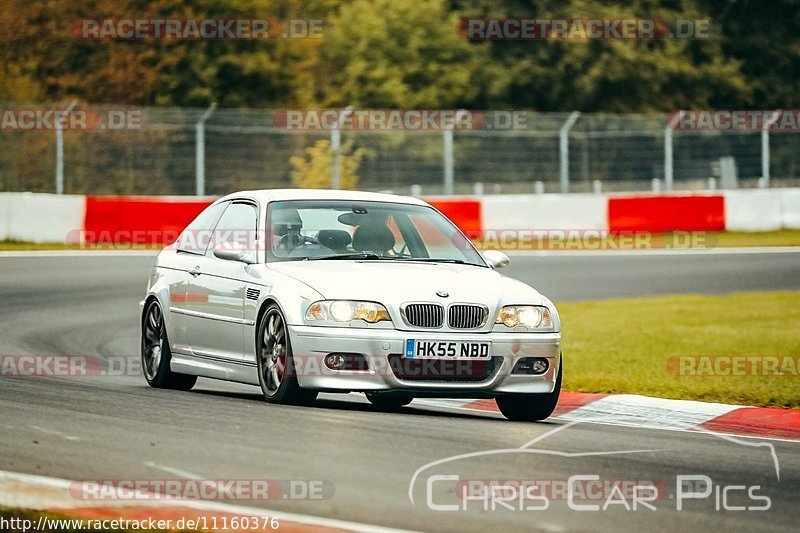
<box><xmin>482</xmin><ymin>250</ymin><xmax>510</xmax><ymax>269</ymax></box>
<box><xmin>213</xmin><ymin>242</ymin><xmax>255</xmax><ymax>264</ymax></box>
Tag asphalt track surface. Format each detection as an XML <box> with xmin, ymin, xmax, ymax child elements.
<box><xmin>1</xmin><ymin>250</ymin><xmax>798</xmax><ymax>532</ymax></box>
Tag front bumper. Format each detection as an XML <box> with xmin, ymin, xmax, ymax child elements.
<box><xmin>288</xmin><ymin>325</ymin><xmax>561</xmax><ymax>396</ymax></box>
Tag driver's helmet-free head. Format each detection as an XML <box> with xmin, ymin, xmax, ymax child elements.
<box><xmin>271</xmin><ymin>207</ymin><xmax>305</xmax><ymax>251</ymax></box>
<box><xmin>272</xmin><ymin>207</ymin><xmax>303</xmax><ymax>236</ymax></box>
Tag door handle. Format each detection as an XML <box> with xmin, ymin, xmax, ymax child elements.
<box><xmin>189</xmin><ymin>266</ymin><xmax>201</xmax><ymax>277</ymax></box>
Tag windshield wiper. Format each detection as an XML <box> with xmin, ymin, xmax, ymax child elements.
<box><xmin>305</xmin><ymin>254</ymin><xmax>469</xmax><ymax>264</ymax></box>
<box><xmin>393</xmin><ymin>257</ymin><xmax>467</xmax><ymax>264</ymax></box>
<box><xmin>305</xmin><ymin>253</ymin><xmax>383</xmax><ymax>261</ymax></box>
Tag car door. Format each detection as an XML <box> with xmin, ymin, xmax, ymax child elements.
<box><xmin>183</xmin><ymin>201</ymin><xmax>259</xmax><ymax>362</ymax></box>
<box><xmin>168</xmin><ymin>201</ymin><xmax>229</xmax><ymax>354</ymax></box>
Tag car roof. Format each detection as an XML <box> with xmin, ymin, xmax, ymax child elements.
<box><xmin>218</xmin><ymin>189</ymin><xmax>429</xmax><ymax>206</ymax></box>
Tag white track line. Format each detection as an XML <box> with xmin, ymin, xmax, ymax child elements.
<box><xmin>0</xmin><ymin>250</ymin><xmax>159</xmax><ymax>258</ymax></box>
<box><xmin>506</xmin><ymin>246</ymin><xmax>800</xmax><ymax>257</ymax></box>
<box><xmin>29</xmin><ymin>425</ymin><xmax>81</xmax><ymax>442</ymax></box>
<box><xmin>142</xmin><ymin>461</ymin><xmax>203</xmax><ymax>480</ymax></box>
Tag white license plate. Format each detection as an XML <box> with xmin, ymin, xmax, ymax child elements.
<box><xmin>404</xmin><ymin>339</ymin><xmax>491</xmax><ymax>359</ymax></box>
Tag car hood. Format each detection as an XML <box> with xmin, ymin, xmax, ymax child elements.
<box><xmin>267</xmin><ymin>260</ymin><xmax>547</xmax><ymax>307</ymax></box>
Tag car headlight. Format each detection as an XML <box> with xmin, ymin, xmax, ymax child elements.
<box><xmin>305</xmin><ymin>300</ymin><xmax>391</xmax><ymax>324</ymax></box>
<box><xmin>495</xmin><ymin>305</ymin><xmax>552</xmax><ymax>329</ymax></box>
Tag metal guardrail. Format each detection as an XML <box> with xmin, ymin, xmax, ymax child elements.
<box><xmin>1</xmin><ymin>104</ymin><xmax>798</xmax><ymax>196</ymax></box>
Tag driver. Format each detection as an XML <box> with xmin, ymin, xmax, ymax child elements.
<box><xmin>271</xmin><ymin>208</ymin><xmax>305</xmax><ymax>254</ymax></box>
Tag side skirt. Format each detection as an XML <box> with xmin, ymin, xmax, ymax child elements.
<box><xmin>171</xmin><ymin>352</ymin><xmax>260</xmax><ymax>386</ymax></box>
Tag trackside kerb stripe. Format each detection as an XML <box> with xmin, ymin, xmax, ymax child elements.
<box><xmin>700</xmin><ymin>407</ymin><xmax>800</xmax><ymax>440</ymax></box>
<box><xmin>457</xmin><ymin>393</ymin><xmax>799</xmax><ymax>441</ymax></box>
<box><xmin>557</xmin><ymin>394</ymin><xmax>741</xmax><ymax>430</ymax></box>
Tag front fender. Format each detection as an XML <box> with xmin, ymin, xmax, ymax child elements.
<box><xmin>142</xmin><ymin>265</ymin><xmax>179</xmax><ymax>334</ymax></box>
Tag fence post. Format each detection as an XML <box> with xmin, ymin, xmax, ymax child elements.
<box><xmin>761</xmin><ymin>110</ymin><xmax>781</xmax><ymax>188</ymax></box>
<box><xmin>55</xmin><ymin>100</ymin><xmax>77</xmax><ymax>195</ymax></box>
<box><xmin>331</xmin><ymin>106</ymin><xmax>353</xmax><ymax>190</ymax></box>
<box><xmin>195</xmin><ymin>103</ymin><xmax>216</xmax><ymax>196</ymax></box>
<box><xmin>663</xmin><ymin>112</ymin><xmax>681</xmax><ymax>192</ymax></box>
<box><xmin>443</xmin><ymin>109</ymin><xmax>470</xmax><ymax>196</ymax></box>
<box><xmin>559</xmin><ymin>111</ymin><xmax>580</xmax><ymax>193</ymax></box>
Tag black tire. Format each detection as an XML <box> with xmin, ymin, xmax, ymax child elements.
<box><xmin>141</xmin><ymin>299</ymin><xmax>197</xmax><ymax>391</ymax></box>
<box><xmin>495</xmin><ymin>357</ymin><xmax>562</xmax><ymax>422</ymax></box>
<box><xmin>257</xmin><ymin>304</ymin><xmax>318</xmax><ymax>405</ymax></box>
<box><xmin>365</xmin><ymin>392</ymin><xmax>414</xmax><ymax>410</ymax></box>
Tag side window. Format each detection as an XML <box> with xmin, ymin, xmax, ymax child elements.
<box><xmin>207</xmin><ymin>202</ymin><xmax>258</xmax><ymax>257</ymax></box>
<box><xmin>176</xmin><ymin>202</ymin><xmax>228</xmax><ymax>255</ymax></box>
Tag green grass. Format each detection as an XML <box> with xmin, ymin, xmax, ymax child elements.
<box><xmin>560</xmin><ymin>290</ymin><xmax>800</xmax><ymax>409</ymax></box>
<box><xmin>0</xmin><ymin>240</ymin><xmax>75</xmax><ymax>250</ymax></box>
<box><xmin>700</xmin><ymin>229</ymin><xmax>800</xmax><ymax>248</ymax></box>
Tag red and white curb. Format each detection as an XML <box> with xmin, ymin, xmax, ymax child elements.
<box><xmin>416</xmin><ymin>392</ymin><xmax>800</xmax><ymax>441</ymax></box>
<box><xmin>0</xmin><ymin>470</ymin><xmax>409</xmax><ymax>533</ymax></box>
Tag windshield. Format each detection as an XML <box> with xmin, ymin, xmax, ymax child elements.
<box><xmin>266</xmin><ymin>200</ymin><xmax>486</xmax><ymax>267</ymax></box>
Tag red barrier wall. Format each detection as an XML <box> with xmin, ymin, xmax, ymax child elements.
<box><xmin>84</xmin><ymin>196</ymin><xmax>212</xmax><ymax>244</ymax></box>
<box><xmin>425</xmin><ymin>198</ymin><xmax>483</xmax><ymax>234</ymax></box>
<box><xmin>608</xmin><ymin>195</ymin><xmax>725</xmax><ymax>232</ymax></box>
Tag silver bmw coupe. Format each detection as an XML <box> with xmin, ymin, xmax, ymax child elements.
<box><xmin>140</xmin><ymin>189</ymin><xmax>562</xmax><ymax>421</ymax></box>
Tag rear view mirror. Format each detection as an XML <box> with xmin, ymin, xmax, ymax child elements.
<box><xmin>213</xmin><ymin>242</ymin><xmax>255</xmax><ymax>264</ymax></box>
<box><xmin>482</xmin><ymin>250</ymin><xmax>510</xmax><ymax>269</ymax></box>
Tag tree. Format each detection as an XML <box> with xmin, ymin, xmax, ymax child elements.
<box><xmin>0</xmin><ymin>0</ymin><xmax>796</xmax><ymax>111</ymax></box>
<box><xmin>704</xmin><ymin>0</ymin><xmax>800</xmax><ymax>109</ymax></box>
<box><xmin>289</xmin><ymin>139</ymin><xmax>366</xmax><ymax>189</ymax></box>
<box><xmin>313</xmin><ymin>0</ymin><xmax>488</xmax><ymax>108</ymax></box>
<box><xmin>456</xmin><ymin>0</ymin><xmax>751</xmax><ymax>111</ymax></box>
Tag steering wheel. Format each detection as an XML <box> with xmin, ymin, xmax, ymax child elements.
<box><xmin>278</xmin><ymin>234</ymin><xmax>320</xmax><ymax>249</ymax></box>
